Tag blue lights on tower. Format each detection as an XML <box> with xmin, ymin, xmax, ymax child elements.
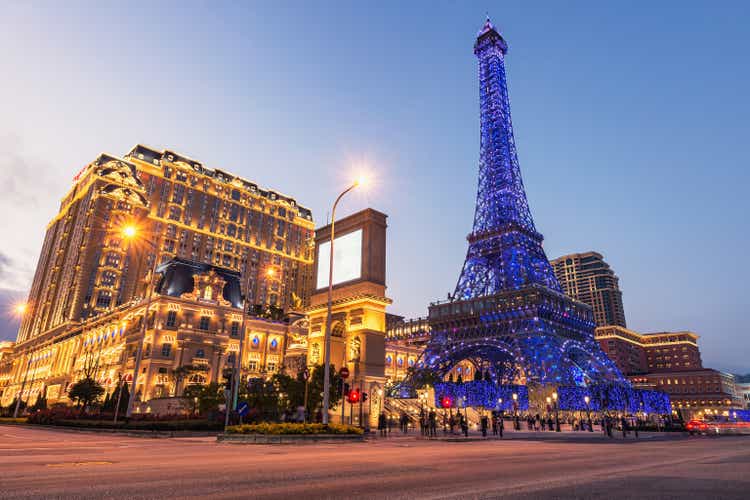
<box><xmin>391</xmin><ymin>19</ymin><xmax>670</xmax><ymax>412</ymax></box>
<box><xmin>454</xmin><ymin>18</ymin><xmax>561</xmax><ymax>299</ymax></box>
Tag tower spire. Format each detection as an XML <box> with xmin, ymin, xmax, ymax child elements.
<box><xmin>453</xmin><ymin>19</ymin><xmax>560</xmax><ymax>299</ymax></box>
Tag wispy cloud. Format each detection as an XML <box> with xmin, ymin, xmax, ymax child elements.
<box><xmin>0</xmin><ymin>132</ymin><xmax>64</xmax><ymax>290</ymax></box>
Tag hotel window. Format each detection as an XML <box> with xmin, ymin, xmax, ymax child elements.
<box><xmin>248</xmin><ymin>360</ymin><xmax>258</xmax><ymax>371</ymax></box>
<box><xmin>198</xmin><ymin>316</ymin><xmax>210</xmax><ymax>331</ymax></box>
<box><xmin>161</xmin><ymin>343</ymin><xmax>172</xmax><ymax>357</ymax></box>
<box><xmin>166</xmin><ymin>310</ymin><xmax>177</xmax><ymax>328</ymax></box>
<box><xmin>230</xmin><ymin>321</ymin><xmax>240</xmax><ymax>338</ymax></box>
<box><xmin>266</xmin><ymin>361</ymin><xmax>277</xmax><ymax>372</ymax></box>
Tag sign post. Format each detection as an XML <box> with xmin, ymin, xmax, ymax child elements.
<box><xmin>303</xmin><ymin>368</ymin><xmax>310</xmax><ymax>423</ymax></box>
<box><xmin>339</xmin><ymin>367</ymin><xmax>349</xmax><ymax>424</ymax></box>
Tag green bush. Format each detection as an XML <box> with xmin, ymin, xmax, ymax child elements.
<box><xmin>225</xmin><ymin>422</ymin><xmax>363</xmax><ymax>435</ymax></box>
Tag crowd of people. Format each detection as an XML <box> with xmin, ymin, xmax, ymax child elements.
<box><xmin>375</xmin><ymin>408</ymin><xmax>657</xmax><ymax>439</ymax></box>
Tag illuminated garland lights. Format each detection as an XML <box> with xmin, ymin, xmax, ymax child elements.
<box><xmin>557</xmin><ymin>385</ymin><xmax>671</xmax><ymax>414</ymax></box>
<box><xmin>434</xmin><ymin>381</ymin><xmax>529</xmax><ymax>410</ymax></box>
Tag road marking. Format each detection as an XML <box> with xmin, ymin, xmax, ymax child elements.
<box><xmin>46</xmin><ymin>461</ymin><xmax>113</xmax><ymax>468</ymax></box>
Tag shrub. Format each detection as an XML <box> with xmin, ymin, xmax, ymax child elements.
<box><xmin>225</xmin><ymin>422</ymin><xmax>363</xmax><ymax>435</ymax></box>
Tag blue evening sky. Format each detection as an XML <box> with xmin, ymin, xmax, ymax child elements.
<box><xmin>0</xmin><ymin>1</ymin><xmax>747</xmax><ymax>372</ymax></box>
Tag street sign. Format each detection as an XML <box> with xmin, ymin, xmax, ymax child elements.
<box><xmin>237</xmin><ymin>402</ymin><xmax>249</xmax><ymax>417</ymax></box>
<box><xmin>339</xmin><ymin>367</ymin><xmax>349</xmax><ymax>379</ymax></box>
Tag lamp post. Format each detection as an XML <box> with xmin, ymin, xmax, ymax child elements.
<box><xmin>321</xmin><ymin>177</ymin><xmax>364</xmax><ymax>425</ymax></box>
<box><xmin>226</xmin><ymin>267</ymin><xmax>273</xmax><ymax>430</ymax></box>
<box><xmin>123</xmin><ymin>224</ymin><xmax>161</xmax><ymax>418</ymax></box>
<box><xmin>13</xmin><ymin>350</ymin><xmax>35</xmax><ymax>418</ymax></box>
<box><xmin>584</xmin><ymin>395</ymin><xmax>592</xmax><ymax>432</ymax></box>
<box><xmin>553</xmin><ymin>391</ymin><xmax>560</xmax><ymax>432</ymax></box>
<box><xmin>512</xmin><ymin>392</ymin><xmax>519</xmax><ymax>430</ymax></box>
<box><xmin>12</xmin><ymin>304</ymin><xmax>30</xmax><ymax>419</ymax></box>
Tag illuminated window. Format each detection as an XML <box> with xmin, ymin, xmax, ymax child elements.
<box><xmin>198</xmin><ymin>316</ymin><xmax>210</xmax><ymax>331</ymax></box>
<box><xmin>161</xmin><ymin>343</ymin><xmax>172</xmax><ymax>357</ymax></box>
<box><xmin>165</xmin><ymin>310</ymin><xmax>177</xmax><ymax>328</ymax></box>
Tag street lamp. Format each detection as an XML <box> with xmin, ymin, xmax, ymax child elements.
<box><xmin>584</xmin><ymin>395</ymin><xmax>592</xmax><ymax>432</ymax></box>
<box><xmin>553</xmin><ymin>391</ymin><xmax>560</xmax><ymax>432</ymax></box>
<box><xmin>512</xmin><ymin>392</ymin><xmax>519</xmax><ymax>430</ymax></box>
<box><xmin>321</xmin><ymin>177</ymin><xmax>364</xmax><ymax>425</ymax></box>
<box><xmin>123</xmin><ymin>224</ymin><xmax>161</xmax><ymax>418</ymax></box>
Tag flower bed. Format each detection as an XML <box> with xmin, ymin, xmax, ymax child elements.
<box><xmin>225</xmin><ymin>422</ymin><xmax>363</xmax><ymax>435</ymax></box>
<box><xmin>0</xmin><ymin>417</ymin><xmax>28</xmax><ymax>424</ymax></box>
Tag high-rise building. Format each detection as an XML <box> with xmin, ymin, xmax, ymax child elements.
<box><xmin>18</xmin><ymin>145</ymin><xmax>315</xmax><ymax>345</ymax></box>
<box><xmin>551</xmin><ymin>252</ymin><xmax>627</xmax><ymax>327</ymax></box>
<box><xmin>1</xmin><ymin>145</ymin><xmax>316</xmax><ymax>410</ymax></box>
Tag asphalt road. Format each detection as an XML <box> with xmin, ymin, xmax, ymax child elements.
<box><xmin>0</xmin><ymin>426</ymin><xmax>748</xmax><ymax>499</ymax></box>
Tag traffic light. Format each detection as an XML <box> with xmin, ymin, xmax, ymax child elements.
<box><xmin>362</xmin><ymin>392</ymin><xmax>368</xmax><ymax>403</ymax></box>
<box><xmin>347</xmin><ymin>388</ymin><xmax>360</xmax><ymax>404</ymax></box>
<box><xmin>223</xmin><ymin>369</ymin><xmax>233</xmax><ymax>390</ymax></box>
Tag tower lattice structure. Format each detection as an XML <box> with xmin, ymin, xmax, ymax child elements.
<box><xmin>415</xmin><ymin>19</ymin><xmax>626</xmax><ymax>389</ymax></box>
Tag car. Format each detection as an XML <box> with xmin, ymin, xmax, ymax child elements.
<box><xmin>685</xmin><ymin>419</ymin><xmax>709</xmax><ymax>435</ymax></box>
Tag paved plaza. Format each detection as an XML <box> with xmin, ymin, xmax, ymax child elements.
<box><xmin>0</xmin><ymin>426</ymin><xmax>748</xmax><ymax>499</ymax></box>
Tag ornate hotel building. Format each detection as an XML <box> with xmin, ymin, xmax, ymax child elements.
<box><xmin>551</xmin><ymin>252</ymin><xmax>627</xmax><ymax>328</ymax></box>
<box><xmin>1</xmin><ymin>145</ymin><xmax>315</xmax><ymax>409</ymax></box>
<box><xmin>596</xmin><ymin>326</ymin><xmax>742</xmax><ymax>416</ymax></box>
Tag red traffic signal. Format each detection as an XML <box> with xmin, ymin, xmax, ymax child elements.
<box><xmin>347</xmin><ymin>388</ymin><xmax>361</xmax><ymax>404</ymax></box>
<box><xmin>440</xmin><ymin>395</ymin><xmax>453</xmax><ymax>409</ymax></box>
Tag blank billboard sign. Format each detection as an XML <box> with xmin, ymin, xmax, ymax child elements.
<box><xmin>316</xmin><ymin>229</ymin><xmax>363</xmax><ymax>289</ymax></box>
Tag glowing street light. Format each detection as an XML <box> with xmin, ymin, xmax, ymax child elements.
<box><xmin>321</xmin><ymin>177</ymin><xmax>365</xmax><ymax>425</ymax></box>
<box><xmin>14</xmin><ymin>302</ymin><xmax>28</xmax><ymax>316</ymax></box>
<box><xmin>552</xmin><ymin>391</ymin><xmax>560</xmax><ymax>432</ymax></box>
<box><xmin>584</xmin><ymin>395</ymin><xmax>593</xmax><ymax>432</ymax></box>
<box><xmin>122</xmin><ymin>225</ymin><xmax>137</xmax><ymax>239</ymax></box>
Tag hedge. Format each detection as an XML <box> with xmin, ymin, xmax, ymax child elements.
<box><xmin>226</xmin><ymin>422</ymin><xmax>364</xmax><ymax>435</ymax></box>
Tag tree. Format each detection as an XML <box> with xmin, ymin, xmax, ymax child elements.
<box><xmin>306</xmin><ymin>364</ymin><xmax>343</xmax><ymax>417</ymax></box>
<box><xmin>30</xmin><ymin>387</ymin><xmax>48</xmax><ymax>412</ymax></box>
<box><xmin>243</xmin><ymin>377</ymin><xmax>281</xmax><ymax>421</ymax></box>
<box><xmin>68</xmin><ymin>377</ymin><xmax>105</xmax><ymax>408</ymax></box>
<box><xmin>182</xmin><ymin>383</ymin><xmax>225</xmax><ymax>415</ymax></box>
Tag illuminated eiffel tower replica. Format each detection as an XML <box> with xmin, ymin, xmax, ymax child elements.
<box><xmin>415</xmin><ymin>19</ymin><xmax>627</xmax><ymax>394</ymax></box>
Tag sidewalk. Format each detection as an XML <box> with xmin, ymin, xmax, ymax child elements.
<box><xmin>369</xmin><ymin>428</ymin><xmax>687</xmax><ymax>442</ymax></box>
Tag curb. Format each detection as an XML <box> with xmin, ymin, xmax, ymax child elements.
<box><xmin>218</xmin><ymin>433</ymin><xmax>365</xmax><ymax>444</ymax></box>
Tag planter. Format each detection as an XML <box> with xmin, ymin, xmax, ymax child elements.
<box><xmin>218</xmin><ymin>433</ymin><xmax>365</xmax><ymax>444</ymax></box>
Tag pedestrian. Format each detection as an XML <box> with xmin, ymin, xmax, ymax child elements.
<box><xmin>387</xmin><ymin>415</ymin><xmax>394</xmax><ymax>435</ymax></box>
<box><xmin>449</xmin><ymin>414</ymin><xmax>456</xmax><ymax>435</ymax></box>
<box><xmin>634</xmin><ymin>418</ymin><xmax>639</xmax><ymax>438</ymax></box>
<box><xmin>491</xmin><ymin>414</ymin><xmax>498</xmax><ymax>436</ymax></box>
<box><xmin>621</xmin><ymin>416</ymin><xmax>628</xmax><ymax>439</ymax></box>
<box><xmin>400</xmin><ymin>412</ymin><xmax>408</xmax><ymax>434</ymax></box>
<box><xmin>378</xmin><ymin>412</ymin><xmax>387</xmax><ymax>437</ymax></box>
<box><xmin>541</xmin><ymin>417</ymin><xmax>546</xmax><ymax>431</ymax></box>
<box><xmin>499</xmin><ymin>414</ymin><xmax>504</xmax><ymax>438</ymax></box>
<box><xmin>480</xmin><ymin>415</ymin><xmax>488</xmax><ymax>437</ymax></box>
<box><xmin>429</xmin><ymin>410</ymin><xmax>437</xmax><ymax>438</ymax></box>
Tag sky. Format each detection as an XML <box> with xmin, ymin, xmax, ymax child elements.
<box><xmin>0</xmin><ymin>1</ymin><xmax>748</xmax><ymax>373</ymax></box>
